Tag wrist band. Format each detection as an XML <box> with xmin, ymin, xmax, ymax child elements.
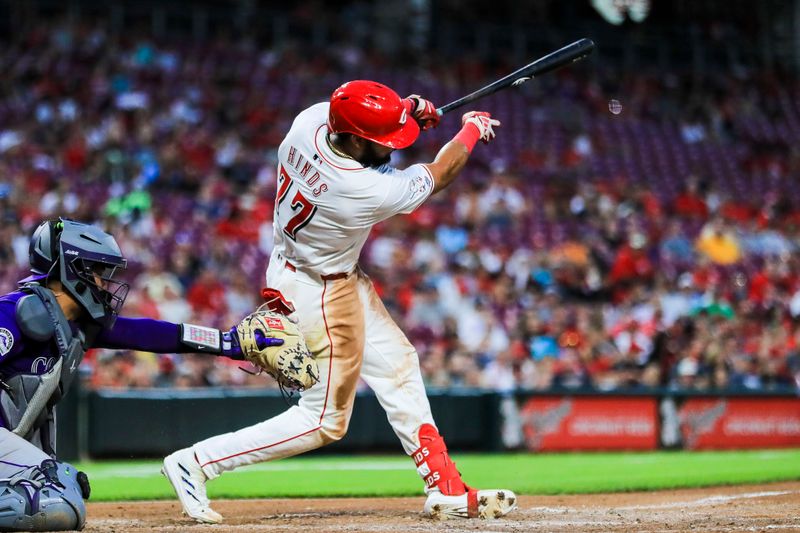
<box><xmin>180</xmin><ymin>323</ymin><xmax>222</xmax><ymax>353</ymax></box>
<box><xmin>453</xmin><ymin>122</ymin><xmax>481</xmax><ymax>153</ymax></box>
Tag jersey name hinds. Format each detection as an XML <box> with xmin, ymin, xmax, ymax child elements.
<box><xmin>286</xmin><ymin>146</ymin><xmax>328</xmax><ymax>197</ymax></box>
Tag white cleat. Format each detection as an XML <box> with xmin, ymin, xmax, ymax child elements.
<box><xmin>424</xmin><ymin>488</ymin><xmax>518</xmax><ymax>520</ymax></box>
<box><xmin>161</xmin><ymin>448</ymin><xmax>223</xmax><ymax>524</ymax></box>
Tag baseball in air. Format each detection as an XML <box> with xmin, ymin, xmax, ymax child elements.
<box><xmin>608</xmin><ymin>99</ymin><xmax>622</xmax><ymax>115</ymax></box>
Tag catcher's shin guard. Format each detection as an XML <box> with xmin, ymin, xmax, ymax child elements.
<box><xmin>412</xmin><ymin>424</ymin><xmax>517</xmax><ymax>520</ymax></box>
<box><xmin>0</xmin><ymin>460</ymin><xmax>86</xmax><ymax>531</ymax></box>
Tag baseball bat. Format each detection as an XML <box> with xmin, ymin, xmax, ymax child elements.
<box><xmin>436</xmin><ymin>38</ymin><xmax>596</xmax><ymax>116</ymax></box>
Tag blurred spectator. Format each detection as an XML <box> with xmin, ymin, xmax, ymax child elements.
<box><xmin>186</xmin><ymin>268</ymin><xmax>228</xmax><ymax>316</ymax></box>
<box><xmin>695</xmin><ymin>218</ymin><xmax>742</xmax><ymax>265</ymax></box>
<box><xmin>673</xmin><ymin>178</ymin><xmax>708</xmax><ymax>219</ymax></box>
<box><xmin>660</xmin><ymin>221</ymin><xmax>694</xmax><ymax>264</ymax></box>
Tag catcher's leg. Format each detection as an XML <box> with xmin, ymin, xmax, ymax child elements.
<box><xmin>0</xmin><ymin>428</ymin><xmax>51</xmax><ymax>478</ymax></box>
<box><xmin>164</xmin><ymin>267</ymin><xmax>364</xmax><ymax>523</ymax></box>
<box><xmin>0</xmin><ymin>431</ymin><xmax>87</xmax><ymax>532</ymax></box>
<box><xmin>355</xmin><ymin>272</ymin><xmax>517</xmax><ymax>520</ymax></box>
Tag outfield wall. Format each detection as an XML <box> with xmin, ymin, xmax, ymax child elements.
<box><xmin>513</xmin><ymin>393</ymin><xmax>800</xmax><ymax>451</ymax></box>
<box><xmin>54</xmin><ymin>385</ymin><xmax>800</xmax><ymax>460</ymax></box>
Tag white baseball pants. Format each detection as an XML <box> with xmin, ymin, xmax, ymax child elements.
<box><xmin>193</xmin><ymin>255</ymin><xmax>435</xmax><ymax>479</ymax></box>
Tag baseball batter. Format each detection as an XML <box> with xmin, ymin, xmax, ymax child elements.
<box><xmin>163</xmin><ymin>80</ymin><xmax>517</xmax><ymax>522</ymax></box>
<box><xmin>0</xmin><ymin>219</ymin><xmax>282</xmax><ymax>531</ymax></box>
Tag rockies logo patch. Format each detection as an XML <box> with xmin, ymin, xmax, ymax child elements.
<box><xmin>0</xmin><ymin>328</ymin><xmax>14</xmax><ymax>356</ymax></box>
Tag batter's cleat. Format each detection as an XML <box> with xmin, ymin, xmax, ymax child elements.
<box><xmin>161</xmin><ymin>448</ymin><xmax>223</xmax><ymax>524</ymax></box>
<box><xmin>424</xmin><ymin>488</ymin><xmax>518</xmax><ymax>520</ymax></box>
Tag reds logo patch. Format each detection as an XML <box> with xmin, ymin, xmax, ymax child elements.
<box><xmin>266</xmin><ymin>317</ymin><xmax>285</xmax><ymax>330</ymax></box>
<box><xmin>0</xmin><ymin>328</ymin><xmax>13</xmax><ymax>356</ymax></box>
<box><xmin>409</xmin><ymin>174</ymin><xmax>433</xmax><ymax>198</ymax></box>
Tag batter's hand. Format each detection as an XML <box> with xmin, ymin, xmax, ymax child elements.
<box><xmin>404</xmin><ymin>95</ymin><xmax>440</xmax><ymax>131</ymax></box>
<box><xmin>462</xmin><ymin>111</ymin><xmax>501</xmax><ymax>144</ymax></box>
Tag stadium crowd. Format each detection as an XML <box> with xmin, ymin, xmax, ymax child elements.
<box><xmin>1</xmin><ymin>19</ymin><xmax>799</xmax><ymax>393</ymax></box>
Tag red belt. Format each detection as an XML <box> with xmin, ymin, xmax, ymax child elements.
<box><xmin>284</xmin><ymin>260</ymin><xmax>349</xmax><ymax>281</ymax></box>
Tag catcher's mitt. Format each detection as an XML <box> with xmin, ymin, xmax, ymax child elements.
<box><xmin>237</xmin><ymin>307</ymin><xmax>319</xmax><ymax>393</ymax></box>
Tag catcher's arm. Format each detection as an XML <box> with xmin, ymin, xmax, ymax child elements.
<box><xmin>94</xmin><ymin>316</ymin><xmax>283</xmax><ymax>359</ymax></box>
<box><xmin>180</xmin><ymin>323</ymin><xmax>284</xmax><ymax>360</ymax></box>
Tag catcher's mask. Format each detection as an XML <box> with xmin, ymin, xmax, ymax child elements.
<box><xmin>27</xmin><ymin>218</ymin><xmax>129</xmax><ymax>328</ymax></box>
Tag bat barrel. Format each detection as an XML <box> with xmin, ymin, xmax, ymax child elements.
<box><xmin>436</xmin><ymin>38</ymin><xmax>595</xmax><ymax>116</ymax></box>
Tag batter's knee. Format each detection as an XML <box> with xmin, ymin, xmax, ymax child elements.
<box><xmin>319</xmin><ymin>425</ymin><xmax>348</xmax><ymax>445</ymax></box>
<box><xmin>319</xmin><ymin>416</ymin><xmax>350</xmax><ymax>445</ymax></box>
<box><xmin>0</xmin><ymin>460</ymin><xmax>87</xmax><ymax>531</ymax></box>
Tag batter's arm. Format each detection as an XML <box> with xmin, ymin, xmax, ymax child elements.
<box><xmin>424</xmin><ymin>141</ymin><xmax>471</xmax><ymax>195</ymax></box>
<box><xmin>424</xmin><ymin>111</ymin><xmax>501</xmax><ymax>195</ymax></box>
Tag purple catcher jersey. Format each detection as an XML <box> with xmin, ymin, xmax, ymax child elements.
<box><xmin>0</xmin><ymin>291</ymin><xmax>58</xmax><ymax>378</ymax></box>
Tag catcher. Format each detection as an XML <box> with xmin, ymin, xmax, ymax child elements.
<box><xmin>0</xmin><ymin>218</ymin><xmax>294</xmax><ymax>531</ymax></box>
<box><xmin>162</xmin><ymin>80</ymin><xmax>516</xmax><ymax>524</ymax></box>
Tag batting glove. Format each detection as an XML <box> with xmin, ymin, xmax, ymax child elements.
<box><xmin>404</xmin><ymin>95</ymin><xmax>440</xmax><ymax>130</ymax></box>
<box><xmin>462</xmin><ymin>111</ymin><xmax>501</xmax><ymax>144</ymax></box>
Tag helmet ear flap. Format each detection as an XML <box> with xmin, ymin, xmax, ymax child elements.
<box><xmin>28</xmin><ymin>219</ymin><xmax>65</xmax><ymax>276</ymax></box>
<box><xmin>47</xmin><ymin>219</ymin><xmax>64</xmax><ymax>273</ymax></box>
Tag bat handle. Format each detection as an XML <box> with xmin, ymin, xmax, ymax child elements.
<box><xmin>436</xmin><ymin>103</ymin><xmax>458</xmax><ymax>116</ymax></box>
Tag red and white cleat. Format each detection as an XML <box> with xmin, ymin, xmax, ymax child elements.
<box><xmin>412</xmin><ymin>424</ymin><xmax>518</xmax><ymax>520</ymax></box>
<box><xmin>424</xmin><ymin>488</ymin><xmax>518</xmax><ymax>520</ymax></box>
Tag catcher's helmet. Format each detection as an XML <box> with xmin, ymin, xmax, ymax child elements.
<box><xmin>28</xmin><ymin>218</ymin><xmax>129</xmax><ymax>328</ymax></box>
<box><xmin>327</xmin><ymin>80</ymin><xmax>420</xmax><ymax>149</ymax></box>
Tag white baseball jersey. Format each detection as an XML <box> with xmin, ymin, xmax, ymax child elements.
<box><xmin>272</xmin><ymin>102</ymin><xmax>434</xmax><ymax>275</ymax></box>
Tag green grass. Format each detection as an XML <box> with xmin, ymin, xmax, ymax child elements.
<box><xmin>76</xmin><ymin>449</ymin><xmax>800</xmax><ymax>501</ymax></box>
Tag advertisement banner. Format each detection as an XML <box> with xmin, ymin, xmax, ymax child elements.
<box><xmin>677</xmin><ymin>397</ymin><xmax>800</xmax><ymax>449</ymax></box>
<box><xmin>519</xmin><ymin>396</ymin><xmax>658</xmax><ymax>451</ymax></box>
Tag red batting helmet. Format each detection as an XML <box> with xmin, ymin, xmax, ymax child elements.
<box><xmin>327</xmin><ymin>80</ymin><xmax>420</xmax><ymax>149</ymax></box>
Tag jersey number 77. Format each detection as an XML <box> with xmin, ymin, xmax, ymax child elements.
<box><xmin>276</xmin><ymin>165</ymin><xmax>317</xmax><ymax>240</ymax></box>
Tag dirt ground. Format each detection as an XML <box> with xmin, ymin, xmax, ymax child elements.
<box><xmin>86</xmin><ymin>481</ymin><xmax>800</xmax><ymax>532</ymax></box>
